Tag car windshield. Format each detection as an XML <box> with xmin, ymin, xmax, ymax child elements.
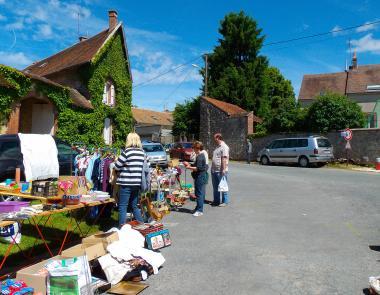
<box><xmin>143</xmin><ymin>144</ymin><xmax>164</xmax><ymax>153</ymax></box>
<box><xmin>317</xmin><ymin>138</ymin><xmax>332</xmax><ymax>148</ymax></box>
<box><xmin>182</xmin><ymin>143</ymin><xmax>192</xmax><ymax>149</ymax></box>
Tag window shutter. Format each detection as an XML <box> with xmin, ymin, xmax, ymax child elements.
<box><xmin>110</xmin><ymin>84</ymin><xmax>115</xmax><ymax>106</ymax></box>
<box><xmin>104</xmin><ymin>118</ymin><xmax>111</xmax><ymax>145</ymax></box>
<box><xmin>102</xmin><ymin>84</ymin><xmax>107</xmax><ymax>104</ymax></box>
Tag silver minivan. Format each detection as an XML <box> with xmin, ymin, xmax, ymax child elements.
<box><xmin>257</xmin><ymin>136</ymin><xmax>334</xmax><ymax>167</ymax></box>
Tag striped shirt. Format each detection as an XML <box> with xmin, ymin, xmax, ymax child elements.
<box><xmin>114</xmin><ymin>147</ymin><xmax>145</xmax><ymax>186</ymax></box>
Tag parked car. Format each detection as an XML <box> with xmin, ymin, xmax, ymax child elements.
<box><xmin>257</xmin><ymin>136</ymin><xmax>333</xmax><ymax>167</ymax></box>
<box><xmin>0</xmin><ymin>134</ymin><xmax>77</xmax><ymax>182</ymax></box>
<box><xmin>142</xmin><ymin>141</ymin><xmax>168</xmax><ymax>168</ymax></box>
<box><xmin>164</xmin><ymin>143</ymin><xmax>174</xmax><ymax>153</ymax></box>
<box><xmin>170</xmin><ymin>142</ymin><xmax>194</xmax><ymax>161</ymax></box>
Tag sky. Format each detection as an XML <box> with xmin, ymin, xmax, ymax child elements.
<box><xmin>1</xmin><ymin>0</ymin><xmax>380</xmax><ymax>111</ymax></box>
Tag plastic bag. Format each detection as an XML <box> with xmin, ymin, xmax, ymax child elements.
<box><xmin>369</xmin><ymin>276</ymin><xmax>380</xmax><ymax>294</ymax></box>
<box><xmin>47</xmin><ymin>256</ymin><xmax>92</xmax><ymax>295</ymax></box>
<box><xmin>0</xmin><ymin>222</ymin><xmax>21</xmax><ymax>244</ymax></box>
<box><xmin>218</xmin><ymin>176</ymin><xmax>229</xmax><ymax>192</ymax></box>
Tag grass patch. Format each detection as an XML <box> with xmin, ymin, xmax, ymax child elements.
<box><xmin>0</xmin><ymin>205</ymin><xmax>118</xmax><ymax>274</ymax></box>
<box><xmin>326</xmin><ymin>162</ymin><xmax>376</xmax><ymax>170</ymax></box>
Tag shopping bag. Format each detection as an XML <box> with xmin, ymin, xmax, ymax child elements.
<box><xmin>218</xmin><ymin>176</ymin><xmax>229</xmax><ymax>192</ymax></box>
<box><xmin>47</xmin><ymin>256</ymin><xmax>92</xmax><ymax>295</ymax></box>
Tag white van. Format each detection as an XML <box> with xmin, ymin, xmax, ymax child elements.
<box><xmin>257</xmin><ymin>136</ymin><xmax>334</xmax><ymax>167</ymax></box>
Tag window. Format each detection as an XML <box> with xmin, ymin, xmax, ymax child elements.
<box><xmin>104</xmin><ymin>118</ymin><xmax>113</xmax><ymax>145</ymax></box>
<box><xmin>0</xmin><ymin>141</ymin><xmax>20</xmax><ymax>160</ymax></box>
<box><xmin>297</xmin><ymin>139</ymin><xmax>308</xmax><ymax>148</ymax></box>
<box><xmin>102</xmin><ymin>81</ymin><xmax>115</xmax><ymax>106</ymax></box>
<box><xmin>284</xmin><ymin>139</ymin><xmax>298</xmax><ymax>148</ymax></box>
<box><xmin>272</xmin><ymin>140</ymin><xmax>286</xmax><ymax>149</ymax></box>
<box><xmin>317</xmin><ymin>138</ymin><xmax>332</xmax><ymax>148</ymax></box>
<box><xmin>143</xmin><ymin>144</ymin><xmax>164</xmax><ymax>153</ymax></box>
<box><xmin>56</xmin><ymin>142</ymin><xmax>74</xmax><ymax>162</ymax></box>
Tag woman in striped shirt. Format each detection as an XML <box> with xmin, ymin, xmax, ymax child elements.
<box><xmin>115</xmin><ymin>132</ymin><xmax>146</xmax><ymax>227</ymax></box>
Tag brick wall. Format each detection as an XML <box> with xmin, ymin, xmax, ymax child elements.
<box><xmin>250</xmin><ymin>129</ymin><xmax>380</xmax><ymax>164</ymax></box>
<box><xmin>200</xmin><ymin>99</ymin><xmax>250</xmax><ymax>160</ymax></box>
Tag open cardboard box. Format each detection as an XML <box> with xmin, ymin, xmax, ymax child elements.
<box><xmin>61</xmin><ymin>242</ymin><xmax>106</xmax><ymax>261</ymax></box>
<box><xmin>82</xmin><ymin>231</ymin><xmax>119</xmax><ymax>250</ymax></box>
<box><xmin>16</xmin><ymin>256</ymin><xmax>62</xmax><ymax>294</ymax></box>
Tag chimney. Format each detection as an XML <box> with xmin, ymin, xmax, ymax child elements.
<box><xmin>351</xmin><ymin>51</ymin><xmax>358</xmax><ymax>70</ymax></box>
<box><xmin>108</xmin><ymin>10</ymin><xmax>118</xmax><ymax>30</ymax></box>
<box><xmin>79</xmin><ymin>36</ymin><xmax>88</xmax><ymax>42</ymax></box>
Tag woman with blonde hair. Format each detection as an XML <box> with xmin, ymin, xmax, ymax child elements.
<box><xmin>114</xmin><ymin>132</ymin><xmax>145</xmax><ymax>227</ymax></box>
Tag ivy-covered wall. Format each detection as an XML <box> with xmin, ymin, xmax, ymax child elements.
<box><xmin>0</xmin><ymin>30</ymin><xmax>133</xmax><ymax>148</ymax></box>
<box><xmin>57</xmin><ymin>32</ymin><xmax>133</xmax><ymax>148</ymax></box>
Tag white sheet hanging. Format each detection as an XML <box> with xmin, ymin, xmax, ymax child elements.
<box><xmin>18</xmin><ymin>133</ymin><xmax>59</xmax><ymax>181</ymax></box>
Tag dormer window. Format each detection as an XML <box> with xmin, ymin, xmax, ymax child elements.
<box><xmin>103</xmin><ymin>81</ymin><xmax>115</xmax><ymax>106</ymax></box>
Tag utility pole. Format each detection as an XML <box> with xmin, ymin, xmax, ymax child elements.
<box><xmin>204</xmin><ymin>53</ymin><xmax>208</xmax><ymax>97</ymax></box>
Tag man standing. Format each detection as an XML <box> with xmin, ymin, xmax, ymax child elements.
<box><xmin>211</xmin><ymin>133</ymin><xmax>230</xmax><ymax>207</ymax></box>
<box><xmin>246</xmin><ymin>138</ymin><xmax>252</xmax><ymax>164</ymax></box>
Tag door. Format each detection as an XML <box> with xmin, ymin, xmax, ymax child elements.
<box><xmin>31</xmin><ymin>103</ymin><xmax>55</xmax><ymax>134</ymax></box>
<box><xmin>282</xmin><ymin>139</ymin><xmax>300</xmax><ymax>163</ymax></box>
<box><xmin>269</xmin><ymin>140</ymin><xmax>286</xmax><ymax>162</ymax></box>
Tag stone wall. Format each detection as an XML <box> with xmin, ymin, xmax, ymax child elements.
<box><xmin>250</xmin><ymin>128</ymin><xmax>380</xmax><ymax>164</ymax></box>
<box><xmin>200</xmin><ymin>99</ymin><xmax>250</xmax><ymax>160</ymax></box>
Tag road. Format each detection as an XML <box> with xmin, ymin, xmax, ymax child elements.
<box><xmin>145</xmin><ymin>162</ymin><xmax>380</xmax><ymax>295</ymax></box>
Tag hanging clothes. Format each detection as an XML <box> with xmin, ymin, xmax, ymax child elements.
<box><xmin>102</xmin><ymin>157</ymin><xmax>113</xmax><ymax>192</ymax></box>
<box><xmin>85</xmin><ymin>153</ymin><xmax>99</xmax><ymax>185</ymax></box>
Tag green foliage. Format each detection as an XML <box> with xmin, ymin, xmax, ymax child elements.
<box><xmin>0</xmin><ymin>65</ymin><xmax>32</xmax><ymax>122</ymax></box>
<box><xmin>306</xmin><ymin>92</ymin><xmax>366</xmax><ymax>132</ymax></box>
<box><xmin>0</xmin><ymin>33</ymin><xmax>132</xmax><ymax>148</ymax></box>
<box><xmin>262</xmin><ymin>67</ymin><xmax>300</xmax><ymax>132</ymax></box>
<box><xmin>207</xmin><ymin>11</ymin><xmax>268</xmax><ymax>115</ymax></box>
<box><xmin>172</xmin><ymin>97</ymin><xmax>200</xmax><ymax>138</ymax></box>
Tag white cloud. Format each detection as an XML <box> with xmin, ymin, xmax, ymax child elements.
<box><xmin>34</xmin><ymin>24</ymin><xmax>53</xmax><ymax>40</ymax></box>
<box><xmin>0</xmin><ymin>0</ymin><xmax>5</xmax><ymax>4</ymax></box>
<box><xmin>356</xmin><ymin>21</ymin><xmax>378</xmax><ymax>33</ymax></box>
<box><xmin>5</xmin><ymin>19</ymin><xmax>24</xmax><ymax>30</ymax></box>
<box><xmin>351</xmin><ymin>33</ymin><xmax>380</xmax><ymax>54</ymax></box>
<box><xmin>0</xmin><ymin>51</ymin><xmax>33</xmax><ymax>69</ymax></box>
<box><xmin>126</xmin><ymin>27</ymin><xmax>179</xmax><ymax>43</ymax></box>
<box><xmin>0</xmin><ymin>14</ymin><xmax>6</xmax><ymax>21</ymax></box>
<box><xmin>331</xmin><ymin>25</ymin><xmax>345</xmax><ymax>36</ymax></box>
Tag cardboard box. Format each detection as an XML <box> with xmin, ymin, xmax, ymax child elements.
<box><xmin>16</xmin><ymin>256</ymin><xmax>62</xmax><ymax>294</ymax></box>
<box><xmin>82</xmin><ymin>231</ymin><xmax>119</xmax><ymax>250</ymax></box>
<box><xmin>61</xmin><ymin>242</ymin><xmax>106</xmax><ymax>261</ymax></box>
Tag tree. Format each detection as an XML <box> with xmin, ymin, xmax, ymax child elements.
<box><xmin>172</xmin><ymin>97</ymin><xmax>200</xmax><ymax>139</ymax></box>
<box><xmin>262</xmin><ymin>67</ymin><xmax>300</xmax><ymax>132</ymax></box>
<box><xmin>206</xmin><ymin>11</ymin><xmax>268</xmax><ymax>115</ymax></box>
<box><xmin>306</xmin><ymin>93</ymin><xmax>366</xmax><ymax>132</ymax></box>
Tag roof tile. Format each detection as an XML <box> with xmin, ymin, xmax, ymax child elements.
<box><xmin>132</xmin><ymin>108</ymin><xmax>173</xmax><ymax>126</ymax></box>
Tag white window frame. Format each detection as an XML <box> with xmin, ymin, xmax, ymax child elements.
<box><xmin>102</xmin><ymin>81</ymin><xmax>115</xmax><ymax>107</ymax></box>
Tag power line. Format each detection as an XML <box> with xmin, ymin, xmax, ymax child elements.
<box><xmin>263</xmin><ymin>19</ymin><xmax>380</xmax><ymax>47</ymax></box>
<box><xmin>132</xmin><ymin>55</ymin><xmax>202</xmax><ymax>89</ymax></box>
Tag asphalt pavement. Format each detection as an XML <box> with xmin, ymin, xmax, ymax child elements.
<box><xmin>144</xmin><ymin>162</ymin><xmax>380</xmax><ymax>295</ymax></box>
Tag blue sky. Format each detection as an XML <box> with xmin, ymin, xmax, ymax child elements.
<box><xmin>1</xmin><ymin>0</ymin><xmax>380</xmax><ymax>111</ymax></box>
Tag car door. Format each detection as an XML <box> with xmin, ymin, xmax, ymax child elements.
<box><xmin>268</xmin><ymin>140</ymin><xmax>286</xmax><ymax>162</ymax></box>
<box><xmin>282</xmin><ymin>139</ymin><xmax>299</xmax><ymax>163</ymax></box>
<box><xmin>0</xmin><ymin>139</ymin><xmax>24</xmax><ymax>182</ymax></box>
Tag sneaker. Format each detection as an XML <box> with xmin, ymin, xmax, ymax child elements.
<box><xmin>218</xmin><ymin>203</ymin><xmax>227</xmax><ymax>207</ymax></box>
<box><xmin>192</xmin><ymin>211</ymin><xmax>203</xmax><ymax>217</ymax></box>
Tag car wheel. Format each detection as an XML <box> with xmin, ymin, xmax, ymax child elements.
<box><xmin>298</xmin><ymin>156</ymin><xmax>309</xmax><ymax>168</ymax></box>
<box><xmin>260</xmin><ymin>156</ymin><xmax>270</xmax><ymax>165</ymax></box>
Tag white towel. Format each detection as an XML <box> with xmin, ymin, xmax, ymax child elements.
<box><xmin>18</xmin><ymin>133</ymin><xmax>59</xmax><ymax>181</ymax></box>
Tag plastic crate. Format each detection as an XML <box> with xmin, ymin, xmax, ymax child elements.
<box><xmin>0</xmin><ymin>201</ymin><xmax>29</xmax><ymax>213</ymax></box>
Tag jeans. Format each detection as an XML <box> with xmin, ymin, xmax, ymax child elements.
<box><xmin>211</xmin><ymin>172</ymin><xmax>229</xmax><ymax>205</ymax></box>
<box><xmin>119</xmin><ymin>186</ymin><xmax>143</xmax><ymax>227</ymax></box>
<box><xmin>246</xmin><ymin>152</ymin><xmax>251</xmax><ymax>164</ymax></box>
<box><xmin>194</xmin><ymin>176</ymin><xmax>206</xmax><ymax>212</ymax></box>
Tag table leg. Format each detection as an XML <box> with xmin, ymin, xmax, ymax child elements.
<box><xmin>30</xmin><ymin>216</ymin><xmax>54</xmax><ymax>257</ymax></box>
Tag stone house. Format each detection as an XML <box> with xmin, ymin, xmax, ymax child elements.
<box><xmin>299</xmin><ymin>53</ymin><xmax>380</xmax><ymax>128</ymax></box>
<box><xmin>199</xmin><ymin>96</ymin><xmax>262</xmax><ymax>160</ymax></box>
<box><xmin>0</xmin><ymin>10</ymin><xmax>133</xmax><ymax>147</ymax></box>
<box><xmin>132</xmin><ymin>108</ymin><xmax>173</xmax><ymax>144</ymax></box>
